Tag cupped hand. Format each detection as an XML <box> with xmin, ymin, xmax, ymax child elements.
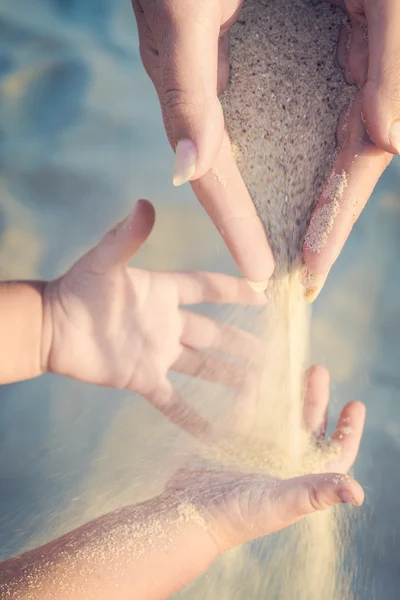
<box><xmin>132</xmin><ymin>0</ymin><xmax>275</xmax><ymax>288</ymax></box>
<box><xmin>166</xmin><ymin>365</ymin><xmax>366</xmax><ymax>552</ymax></box>
<box><xmin>301</xmin><ymin>0</ymin><xmax>398</xmax><ymax>300</ymax></box>
<box><xmin>41</xmin><ymin>200</ymin><xmax>265</xmax><ymax>438</ymax></box>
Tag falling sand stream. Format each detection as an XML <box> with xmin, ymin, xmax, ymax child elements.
<box><xmin>176</xmin><ymin>1</ymin><xmax>357</xmax><ymax>598</ymax></box>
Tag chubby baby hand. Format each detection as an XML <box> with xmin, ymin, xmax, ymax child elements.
<box><xmin>41</xmin><ymin>200</ymin><xmax>265</xmax><ymax>437</ymax></box>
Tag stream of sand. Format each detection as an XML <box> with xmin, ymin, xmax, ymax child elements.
<box><xmin>176</xmin><ymin>1</ymin><xmax>357</xmax><ymax>598</ymax></box>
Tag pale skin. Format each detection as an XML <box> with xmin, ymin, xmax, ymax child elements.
<box><xmin>132</xmin><ymin>0</ymin><xmax>400</xmax><ymax>295</ymax></box>
<box><xmin>0</xmin><ymin>366</ymin><xmax>365</xmax><ymax>600</ymax></box>
<box><xmin>0</xmin><ymin>199</ymin><xmax>268</xmax><ymax>438</ymax></box>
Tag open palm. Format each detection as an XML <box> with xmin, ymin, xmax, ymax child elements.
<box><xmin>42</xmin><ymin>200</ymin><xmax>265</xmax><ymax>437</ymax></box>
<box><xmin>166</xmin><ymin>366</ymin><xmax>365</xmax><ymax>552</ymax></box>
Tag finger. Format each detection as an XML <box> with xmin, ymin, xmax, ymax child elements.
<box><xmin>172</xmin><ymin>347</ymin><xmax>247</xmax><ymax>389</ymax></box>
<box><xmin>268</xmin><ymin>472</ymin><xmax>364</xmax><ymax>531</ymax></box>
<box><xmin>149</xmin><ymin>2</ymin><xmax>225</xmax><ymax>184</ymax></box>
<box><xmin>346</xmin><ymin>18</ymin><xmax>368</xmax><ymax>86</ymax></box>
<box><xmin>301</xmin><ymin>92</ymin><xmax>392</xmax><ymax>301</ymax></box>
<box><xmin>326</xmin><ymin>400</ymin><xmax>366</xmax><ymax>473</ymax></box>
<box><xmin>191</xmin><ymin>130</ymin><xmax>275</xmax><ymax>288</ymax></box>
<box><xmin>165</xmin><ymin>271</ymin><xmax>267</xmax><ymax>306</ymax></box>
<box><xmin>303</xmin><ymin>365</ymin><xmax>330</xmax><ymax>441</ymax></box>
<box><xmin>361</xmin><ymin>0</ymin><xmax>400</xmax><ymax>153</ymax></box>
<box><xmin>81</xmin><ymin>200</ymin><xmax>155</xmax><ymax>274</ymax></box>
<box><xmin>132</xmin><ymin>0</ymin><xmax>159</xmax><ymax>76</ymax></box>
<box><xmin>180</xmin><ymin>310</ymin><xmax>263</xmax><ymax>362</ymax></box>
<box><xmin>146</xmin><ymin>380</ymin><xmax>212</xmax><ymax>439</ymax></box>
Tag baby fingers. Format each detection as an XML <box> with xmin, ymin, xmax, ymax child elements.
<box><xmin>166</xmin><ymin>271</ymin><xmax>268</xmax><ymax>306</ymax></box>
<box><xmin>326</xmin><ymin>400</ymin><xmax>366</xmax><ymax>473</ymax></box>
<box><xmin>302</xmin><ymin>365</ymin><xmax>330</xmax><ymax>442</ymax></box>
<box><xmin>179</xmin><ymin>310</ymin><xmax>263</xmax><ymax>364</ymax></box>
<box><xmin>146</xmin><ymin>380</ymin><xmax>213</xmax><ymax>440</ymax></box>
<box><xmin>172</xmin><ymin>347</ymin><xmax>249</xmax><ymax>389</ymax></box>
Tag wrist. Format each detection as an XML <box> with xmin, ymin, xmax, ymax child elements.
<box><xmin>0</xmin><ymin>281</ymin><xmax>48</xmax><ymax>384</ymax></box>
<box><xmin>163</xmin><ymin>490</ymin><xmax>222</xmax><ymax>564</ymax></box>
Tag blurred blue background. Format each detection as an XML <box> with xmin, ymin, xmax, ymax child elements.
<box><xmin>0</xmin><ymin>1</ymin><xmax>400</xmax><ymax>598</ymax></box>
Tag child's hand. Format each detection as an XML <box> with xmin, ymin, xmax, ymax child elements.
<box><xmin>41</xmin><ymin>200</ymin><xmax>265</xmax><ymax>437</ymax></box>
<box><xmin>166</xmin><ymin>366</ymin><xmax>365</xmax><ymax>552</ymax></box>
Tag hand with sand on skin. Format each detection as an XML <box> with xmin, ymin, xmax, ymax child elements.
<box><xmin>301</xmin><ymin>0</ymin><xmax>398</xmax><ymax>301</ymax></box>
<box><xmin>41</xmin><ymin>199</ymin><xmax>266</xmax><ymax>438</ymax></box>
<box><xmin>0</xmin><ymin>367</ymin><xmax>365</xmax><ymax>600</ymax></box>
<box><xmin>132</xmin><ymin>0</ymin><xmax>275</xmax><ymax>291</ymax></box>
<box><xmin>166</xmin><ymin>365</ymin><xmax>366</xmax><ymax>552</ymax></box>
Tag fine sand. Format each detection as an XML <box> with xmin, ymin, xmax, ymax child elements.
<box><xmin>177</xmin><ymin>1</ymin><xmax>356</xmax><ymax>599</ymax></box>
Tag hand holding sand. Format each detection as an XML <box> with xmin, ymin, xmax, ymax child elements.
<box><xmin>166</xmin><ymin>365</ymin><xmax>365</xmax><ymax>552</ymax></box>
<box><xmin>302</xmin><ymin>0</ymin><xmax>399</xmax><ymax>300</ymax></box>
<box><xmin>39</xmin><ymin>199</ymin><xmax>265</xmax><ymax>437</ymax></box>
<box><xmin>132</xmin><ymin>0</ymin><xmax>275</xmax><ymax>289</ymax></box>
<box><xmin>0</xmin><ymin>367</ymin><xmax>365</xmax><ymax>600</ymax></box>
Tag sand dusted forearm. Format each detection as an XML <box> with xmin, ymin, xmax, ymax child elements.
<box><xmin>0</xmin><ymin>493</ymin><xmax>219</xmax><ymax>600</ymax></box>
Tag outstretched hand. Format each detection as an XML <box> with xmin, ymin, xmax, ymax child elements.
<box><xmin>301</xmin><ymin>0</ymin><xmax>398</xmax><ymax>300</ymax></box>
<box><xmin>166</xmin><ymin>365</ymin><xmax>366</xmax><ymax>552</ymax></box>
<box><xmin>132</xmin><ymin>0</ymin><xmax>275</xmax><ymax>289</ymax></box>
<box><xmin>41</xmin><ymin>200</ymin><xmax>265</xmax><ymax>438</ymax></box>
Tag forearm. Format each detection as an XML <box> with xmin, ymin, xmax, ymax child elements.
<box><xmin>0</xmin><ymin>281</ymin><xmax>45</xmax><ymax>384</ymax></box>
<box><xmin>0</xmin><ymin>492</ymin><xmax>220</xmax><ymax>600</ymax></box>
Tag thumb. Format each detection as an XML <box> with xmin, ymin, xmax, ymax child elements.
<box><xmin>269</xmin><ymin>473</ymin><xmax>364</xmax><ymax>529</ymax></box>
<box><xmin>155</xmin><ymin>4</ymin><xmax>225</xmax><ymax>185</ymax></box>
<box><xmin>362</xmin><ymin>0</ymin><xmax>400</xmax><ymax>154</ymax></box>
<box><xmin>215</xmin><ymin>472</ymin><xmax>364</xmax><ymax>550</ymax></box>
<box><xmin>82</xmin><ymin>200</ymin><xmax>156</xmax><ymax>274</ymax></box>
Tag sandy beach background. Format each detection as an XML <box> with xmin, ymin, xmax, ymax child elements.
<box><xmin>1</xmin><ymin>1</ymin><xmax>400</xmax><ymax>598</ymax></box>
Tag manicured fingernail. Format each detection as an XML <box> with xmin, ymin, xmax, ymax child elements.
<box><xmin>389</xmin><ymin>121</ymin><xmax>400</xmax><ymax>154</ymax></box>
<box><xmin>173</xmin><ymin>139</ymin><xmax>197</xmax><ymax>186</ymax></box>
<box><xmin>299</xmin><ymin>265</ymin><xmax>328</xmax><ymax>303</ymax></box>
<box><xmin>338</xmin><ymin>490</ymin><xmax>357</xmax><ymax>506</ymax></box>
<box><xmin>247</xmin><ymin>280</ymin><xmax>269</xmax><ymax>293</ymax></box>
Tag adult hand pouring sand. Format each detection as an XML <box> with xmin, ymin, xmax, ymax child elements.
<box><xmin>132</xmin><ymin>0</ymin><xmax>400</xmax><ymax>301</ymax></box>
<box><xmin>302</xmin><ymin>0</ymin><xmax>399</xmax><ymax>300</ymax></box>
<box><xmin>132</xmin><ymin>0</ymin><xmax>275</xmax><ymax>291</ymax></box>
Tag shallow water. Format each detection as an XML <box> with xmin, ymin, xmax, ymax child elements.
<box><xmin>0</xmin><ymin>1</ymin><xmax>400</xmax><ymax>598</ymax></box>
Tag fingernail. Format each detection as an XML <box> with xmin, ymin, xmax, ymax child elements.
<box><xmin>247</xmin><ymin>280</ymin><xmax>269</xmax><ymax>293</ymax></box>
<box><xmin>299</xmin><ymin>265</ymin><xmax>328</xmax><ymax>303</ymax></box>
<box><xmin>389</xmin><ymin>121</ymin><xmax>400</xmax><ymax>154</ymax></box>
<box><xmin>338</xmin><ymin>490</ymin><xmax>357</xmax><ymax>506</ymax></box>
<box><xmin>173</xmin><ymin>139</ymin><xmax>197</xmax><ymax>186</ymax></box>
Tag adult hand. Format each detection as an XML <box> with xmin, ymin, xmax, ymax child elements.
<box><xmin>41</xmin><ymin>200</ymin><xmax>265</xmax><ymax>439</ymax></box>
<box><xmin>167</xmin><ymin>365</ymin><xmax>365</xmax><ymax>552</ymax></box>
<box><xmin>132</xmin><ymin>0</ymin><xmax>275</xmax><ymax>290</ymax></box>
<box><xmin>301</xmin><ymin>0</ymin><xmax>398</xmax><ymax>301</ymax></box>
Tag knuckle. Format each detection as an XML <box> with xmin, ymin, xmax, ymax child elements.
<box><xmin>151</xmin><ymin>381</ymin><xmax>172</xmax><ymax>410</ymax></box>
<box><xmin>308</xmin><ymin>484</ymin><xmax>329</xmax><ymax>512</ymax></box>
<box><xmin>139</xmin><ymin>42</ymin><xmax>159</xmax><ymax>72</ymax></box>
<box><xmin>162</xmin><ymin>87</ymin><xmax>204</xmax><ymax>121</ymax></box>
<box><xmin>137</xmin><ymin>35</ymin><xmax>160</xmax><ymax>81</ymax></box>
